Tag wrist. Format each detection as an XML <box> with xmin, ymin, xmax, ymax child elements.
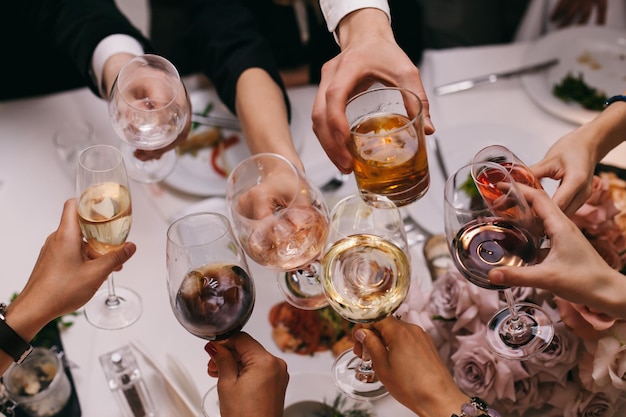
<box><xmin>0</xmin><ymin>303</ymin><xmax>34</xmax><ymax>364</ymax></box>
<box><xmin>337</xmin><ymin>8</ymin><xmax>394</xmax><ymax>48</ymax></box>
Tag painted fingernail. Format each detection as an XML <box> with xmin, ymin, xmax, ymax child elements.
<box><xmin>354</xmin><ymin>329</ymin><xmax>366</xmax><ymax>343</ymax></box>
<box><xmin>204</xmin><ymin>342</ymin><xmax>217</xmax><ymax>357</ymax></box>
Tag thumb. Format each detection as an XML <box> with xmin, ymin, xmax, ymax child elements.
<box><xmin>94</xmin><ymin>242</ymin><xmax>136</xmax><ymax>274</ymax></box>
<box><xmin>205</xmin><ymin>341</ymin><xmax>240</xmax><ymax>383</ymax></box>
<box><xmin>354</xmin><ymin>328</ymin><xmax>389</xmax><ymax>373</ymax></box>
<box><xmin>489</xmin><ymin>266</ymin><xmax>539</xmax><ymax>289</ymax></box>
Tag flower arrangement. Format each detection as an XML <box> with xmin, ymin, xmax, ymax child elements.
<box><xmin>398</xmin><ymin>174</ymin><xmax>626</xmax><ymax>417</ymax></box>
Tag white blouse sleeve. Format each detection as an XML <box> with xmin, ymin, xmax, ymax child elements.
<box><xmin>320</xmin><ymin>0</ymin><xmax>391</xmax><ymax>44</ymax></box>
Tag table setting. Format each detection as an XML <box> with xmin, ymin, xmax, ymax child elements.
<box><xmin>2</xmin><ymin>20</ymin><xmax>626</xmax><ymax>417</ymax></box>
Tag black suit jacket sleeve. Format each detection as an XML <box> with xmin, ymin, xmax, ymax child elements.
<box><xmin>182</xmin><ymin>0</ymin><xmax>290</xmax><ymax>117</ymax></box>
<box><xmin>9</xmin><ymin>0</ymin><xmax>153</xmax><ymax>97</ymax></box>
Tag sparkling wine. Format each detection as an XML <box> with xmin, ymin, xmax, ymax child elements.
<box><xmin>452</xmin><ymin>218</ymin><xmax>537</xmax><ymax>290</ymax></box>
<box><xmin>350</xmin><ymin>113</ymin><xmax>429</xmax><ymax>206</ymax></box>
<box><xmin>78</xmin><ymin>182</ymin><xmax>132</xmax><ymax>254</ymax></box>
<box><xmin>175</xmin><ymin>263</ymin><xmax>255</xmax><ymax>340</ymax></box>
<box><xmin>242</xmin><ymin>205</ymin><xmax>328</xmax><ymax>270</ymax></box>
<box><xmin>322</xmin><ymin>234</ymin><xmax>410</xmax><ymax>323</ymax></box>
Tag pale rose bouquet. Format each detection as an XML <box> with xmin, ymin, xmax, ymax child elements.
<box><xmin>397</xmin><ymin>175</ymin><xmax>626</xmax><ymax>417</ymax></box>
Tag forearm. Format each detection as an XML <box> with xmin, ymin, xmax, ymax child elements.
<box><xmin>235</xmin><ymin>68</ymin><xmax>303</xmax><ymax>171</ymax></box>
<box><xmin>336</xmin><ymin>7</ymin><xmax>395</xmax><ymax>48</ymax></box>
<box><xmin>586</xmin><ymin>95</ymin><xmax>626</xmax><ymax>163</ymax></box>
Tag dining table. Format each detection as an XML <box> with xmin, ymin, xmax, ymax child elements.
<box><xmin>2</xmin><ymin>30</ymin><xmax>626</xmax><ymax>417</ymax></box>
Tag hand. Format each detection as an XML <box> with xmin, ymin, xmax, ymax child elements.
<box><xmin>311</xmin><ymin>8</ymin><xmax>434</xmax><ymax>174</ymax></box>
<box><xmin>531</xmin><ymin>127</ymin><xmax>598</xmax><ymax>216</ymax></box>
<box><xmin>205</xmin><ymin>333</ymin><xmax>288</xmax><ymax>417</ymax></box>
<box><xmin>10</xmin><ymin>199</ymin><xmax>136</xmax><ymax>321</ymax></box>
<box><xmin>550</xmin><ymin>0</ymin><xmax>607</xmax><ymax>27</ymax></box>
<box><xmin>488</xmin><ymin>186</ymin><xmax>626</xmax><ymax>319</ymax></box>
<box><xmin>353</xmin><ymin>318</ymin><xmax>467</xmax><ymax>417</ymax></box>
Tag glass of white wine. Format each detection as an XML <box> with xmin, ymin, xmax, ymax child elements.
<box><xmin>108</xmin><ymin>54</ymin><xmax>190</xmax><ymax>183</ymax></box>
<box><xmin>321</xmin><ymin>193</ymin><xmax>411</xmax><ymax>401</ymax></box>
<box><xmin>76</xmin><ymin>144</ymin><xmax>140</xmax><ymax>329</ymax></box>
<box><xmin>226</xmin><ymin>153</ymin><xmax>330</xmax><ymax>310</ymax></box>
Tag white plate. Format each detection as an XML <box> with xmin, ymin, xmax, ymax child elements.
<box><xmin>164</xmin><ymin>87</ymin><xmax>317</xmax><ymax>197</ymax></box>
<box><xmin>405</xmin><ymin>123</ymin><xmax>556</xmax><ymax>235</ymax></box>
<box><xmin>521</xmin><ymin>26</ymin><xmax>626</xmax><ymax>125</ymax></box>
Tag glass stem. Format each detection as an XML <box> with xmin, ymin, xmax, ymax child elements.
<box><xmin>105</xmin><ymin>273</ymin><xmax>121</xmax><ymax>307</ymax></box>
<box><xmin>355</xmin><ymin>324</ymin><xmax>377</xmax><ymax>383</ymax></box>
<box><xmin>504</xmin><ymin>288</ymin><xmax>519</xmax><ymax>321</ymax></box>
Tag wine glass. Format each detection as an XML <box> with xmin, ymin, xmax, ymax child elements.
<box><xmin>226</xmin><ymin>153</ymin><xmax>330</xmax><ymax>310</ymax></box>
<box><xmin>321</xmin><ymin>193</ymin><xmax>411</xmax><ymax>400</ymax></box>
<box><xmin>346</xmin><ymin>86</ymin><xmax>429</xmax><ymax>207</ymax></box>
<box><xmin>76</xmin><ymin>144</ymin><xmax>141</xmax><ymax>329</ymax></box>
<box><xmin>472</xmin><ymin>145</ymin><xmax>543</xmax><ymax>190</ymax></box>
<box><xmin>108</xmin><ymin>54</ymin><xmax>190</xmax><ymax>183</ymax></box>
<box><xmin>443</xmin><ymin>161</ymin><xmax>554</xmax><ymax>360</ymax></box>
<box><xmin>166</xmin><ymin>212</ymin><xmax>256</xmax><ymax>414</ymax></box>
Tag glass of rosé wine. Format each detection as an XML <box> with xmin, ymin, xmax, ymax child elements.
<box><xmin>108</xmin><ymin>54</ymin><xmax>190</xmax><ymax>183</ymax></box>
<box><xmin>346</xmin><ymin>87</ymin><xmax>429</xmax><ymax>207</ymax></box>
<box><xmin>76</xmin><ymin>144</ymin><xmax>140</xmax><ymax>330</ymax></box>
<box><xmin>226</xmin><ymin>153</ymin><xmax>330</xmax><ymax>310</ymax></box>
<box><xmin>322</xmin><ymin>193</ymin><xmax>411</xmax><ymax>401</ymax></box>
<box><xmin>443</xmin><ymin>161</ymin><xmax>554</xmax><ymax>360</ymax></box>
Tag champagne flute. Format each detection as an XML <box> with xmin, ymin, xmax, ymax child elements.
<box><xmin>322</xmin><ymin>193</ymin><xmax>411</xmax><ymax>400</ymax></box>
<box><xmin>108</xmin><ymin>54</ymin><xmax>190</xmax><ymax>183</ymax></box>
<box><xmin>226</xmin><ymin>153</ymin><xmax>330</xmax><ymax>310</ymax></box>
<box><xmin>76</xmin><ymin>144</ymin><xmax>141</xmax><ymax>329</ymax></box>
<box><xmin>166</xmin><ymin>212</ymin><xmax>256</xmax><ymax>416</ymax></box>
<box><xmin>346</xmin><ymin>86</ymin><xmax>429</xmax><ymax>207</ymax></box>
<box><xmin>443</xmin><ymin>161</ymin><xmax>554</xmax><ymax>360</ymax></box>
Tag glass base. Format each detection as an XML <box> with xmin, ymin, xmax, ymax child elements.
<box><xmin>276</xmin><ymin>271</ymin><xmax>328</xmax><ymax>310</ymax></box>
<box><xmin>332</xmin><ymin>349</ymin><xmax>388</xmax><ymax>401</ymax></box>
<box><xmin>120</xmin><ymin>142</ymin><xmax>177</xmax><ymax>183</ymax></box>
<box><xmin>486</xmin><ymin>302</ymin><xmax>554</xmax><ymax>360</ymax></box>
<box><xmin>202</xmin><ymin>386</ymin><xmax>220</xmax><ymax>417</ymax></box>
<box><xmin>83</xmin><ymin>287</ymin><xmax>142</xmax><ymax>330</ymax></box>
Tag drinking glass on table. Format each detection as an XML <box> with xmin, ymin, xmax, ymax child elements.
<box><xmin>76</xmin><ymin>144</ymin><xmax>140</xmax><ymax>329</ymax></box>
<box><xmin>108</xmin><ymin>54</ymin><xmax>190</xmax><ymax>183</ymax></box>
<box><xmin>226</xmin><ymin>153</ymin><xmax>330</xmax><ymax>310</ymax></box>
<box><xmin>346</xmin><ymin>87</ymin><xmax>430</xmax><ymax>207</ymax></box>
<box><xmin>166</xmin><ymin>212</ymin><xmax>256</xmax><ymax>415</ymax></box>
<box><xmin>443</xmin><ymin>162</ymin><xmax>554</xmax><ymax>360</ymax></box>
<box><xmin>322</xmin><ymin>193</ymin><xmax>411</xmax><ymax>400</ymax></box>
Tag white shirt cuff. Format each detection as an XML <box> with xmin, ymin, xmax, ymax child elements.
<box><xmin>320</xmin><ymin>0</ymin><xmax>390</xmax><ymax>44</ymax></box>
<box><xmin>91</xmin><ymin>34</ymin><xmax>144</xmax><ymax>97</ymax></box>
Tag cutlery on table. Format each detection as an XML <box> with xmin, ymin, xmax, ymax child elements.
<box><xmin>191</xmin><ymin>113</ymin><xmax>242</xmax><ymax>130</ymax></box>
<box><xmin>433</xmin><ymin>58</ymin><xmax>559</xmax><ymax>96</ymax></box>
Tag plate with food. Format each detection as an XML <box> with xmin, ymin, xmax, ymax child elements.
<box><xmin>164</xmin><ymin>88</ymin><xmax>308</xmax><ymax>197</ymax></box>
<box><xmin>520</xmin><ymin>26</ymin><xmax>626</xmax><ymax>125</ymax></box>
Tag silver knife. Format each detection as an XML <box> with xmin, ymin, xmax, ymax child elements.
<box><xmin>434</xmin><ymin>58</ymin><xmax>559</xmax><ymax>96</ymax></box>
<box><xmin>191</xmin><ymin>113</ymin><xmax>241</xmax><ymax>130</ymax></box>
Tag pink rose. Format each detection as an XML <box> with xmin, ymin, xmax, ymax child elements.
<box><xmin>554</xmin><ymin>297</ymin><xmax>618</xmax><ymax>340</ymax></box>
<box><xmin>591</xmin><ymin>322</ymin><xmax>626</xmax><ymax>394</ymax></box>
<box><xmin>562</xmin><ymin>390</ymin><xmax>619</xmax><ymax>417</ymax></box>
<box><xmin>494</xmin><ymin>379</ymin><xmax>555</xmax><ymax>416</ymax></box>
<box><xmin>525</xmin><ymin>322</ymin><xmax>581</xmax><ymax>384</ymax></box>
<box><xmin>450</xmin><ymin>327</ymin><xmax>528</xmax><ymax>404</ymax></box>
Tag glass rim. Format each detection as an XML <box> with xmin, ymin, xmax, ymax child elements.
<box><xmin>166</xmin><ymin>212</ymin><xmax>232</xmax><ymax>248</ymax></box>
<box><xmin>78</xmin><ymin>144</ymin><xmax>124</xmax><ymax>173</ymax></box>
<box><xmin>347</xmin><ymin>86</ymin><xmax>423</xmax><ymax>136</ymax></box>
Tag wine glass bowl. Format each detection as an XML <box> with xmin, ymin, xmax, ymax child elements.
<box><xmin>76</xmin><ymin>144</ymin><xmax>141</xmax><ymax>329</ymax></box>
<box><xmin>166</xmin><ymin>212</ymin><xmax>255</xmax><ymax>341</ymax></box>
<box><xmin>444</xmin><ymin>161</ymin><xmax>553</xmax><ymax>359</ymax></box>
<box><xmin>226</xmin><ymin>153</ymin><xmax>330</xmax><ymax>310</ymax></box>
<box><xmin>108</xmin><ymin>54</ymin><xmax>189</xmax><ymax>183</ymax></box>
<box><xmin>346</xmin><ymin>87</ymin><xmax>429</xmax><ymax>207</ymax></box>
<box><xmin>322</xmin><ymin>193</ymin><xmax>411</xmax><ymax>400</ymax></box>
<box><xmin>472</xmin><ymin>144</ymin><xmax>543</xmax><ymax>190</ymax></box>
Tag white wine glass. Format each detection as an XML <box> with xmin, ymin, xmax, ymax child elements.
<box><xmin>226</xmin><ymin>153</ymin><xmax>330</xmax><ymax>310</ymax></box>
<box><xmin>76</xmin><ymin>144</ymin><xmax>141</xmax><ymax>329</ymax></box>
<box><xmin>166</xmin><ymin>212</ymin><xmax>256</xmax><ymax>415</ymax></box>
<box><xmin>322</xmin><ymin>193</ymin><xmax>411</xmax><ymax>401</ymax></box>
<box><xmin>443</xmin><ymin>161</ymin><xmax>554</xmax><ymax>360</ymax></box>
<box><xmin>108</xmin><ymin>54</ymin><xmax>189</xmax><ymax>183</ymax></box>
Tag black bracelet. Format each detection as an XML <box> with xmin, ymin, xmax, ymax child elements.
<box><xmin>0</xmin><ymin>303</ymin><xmax>33</xmax><ymax>364</ymax></box>
<box><xmin>451</xmin><ymin>397</ymin><xmax>501</xmax><ymax>417</ymax></box>
<box><xmin>604</xmin><ymin>95</ymin><xmax>626</xmax><ymax>108</ymax></box>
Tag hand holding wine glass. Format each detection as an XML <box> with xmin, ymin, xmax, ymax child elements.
<box><xmin>76</xmin><ymin>144</ymin><xmax>141</xmax><ymax>329</ymax></box>
<box><xmin>226</xmin><ymin>153</ymin><xmax>330</xmax><ymax>310</ymax></box>
<box><xmin>321</xmin><ymin>193</ymin><xmax>411</xmax><ymax>400</ymax></box>
<box><xmin>108</xmin><ymin>54</ymin><xmax>190</xmax><ymax>183</ymax></box>
<box><xmin>443</xmin><ymin>161</ymin><xmax>553</xmax><ymax>360</ymax></box>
